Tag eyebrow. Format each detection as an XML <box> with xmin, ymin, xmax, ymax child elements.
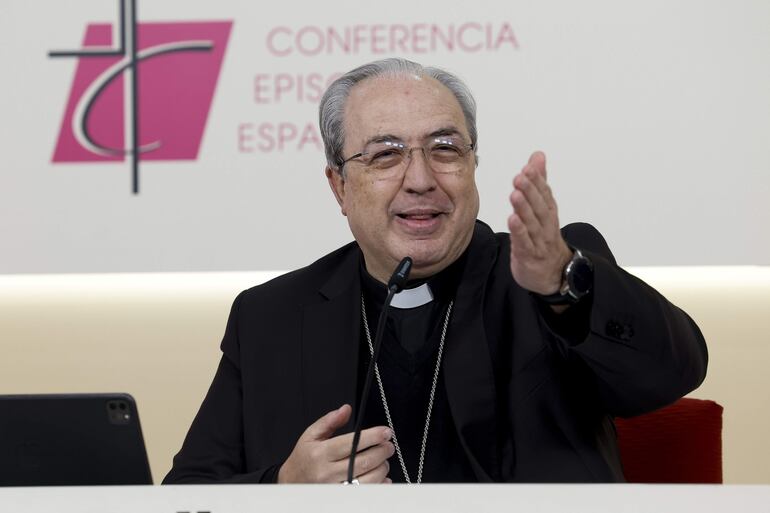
<box><xmin>428</xmin><ymin>127</ymin><xmax>464</xmax><ymax>139</ymax></box>
<box><xmin>360</xmin><ymin>126</ymin><xmax>465</xmax><ymax>148</ymax></box>
<box><xmin>362</xmin><ymin>134</ymin><xmax>404</xmax><ymax>147</ymax></box>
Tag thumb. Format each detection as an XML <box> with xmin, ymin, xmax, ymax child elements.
<box><xmin>303</xmin><ymin>404</ymin><xmax>352</xmax><ymax>441</ymax></box>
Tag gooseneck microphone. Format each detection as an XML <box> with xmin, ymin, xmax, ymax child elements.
<box><xmin>346</xmin><ymin>256</ymin><xmax>412</xmax><ymax>484</ymax></box>
<box><xmin>387</xmin><ymin>257</ymin><xmax>412</xmax><ymax>292</ymax></box>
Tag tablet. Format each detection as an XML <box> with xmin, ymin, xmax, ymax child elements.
<box><xmin>0</xmin><ymin>393</ymin><xmax>152</xmax><ymax>486</ymax></box>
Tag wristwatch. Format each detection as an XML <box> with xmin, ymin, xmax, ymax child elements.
<box><xmin>535</xmin><ymin>247</ymin><xmax>594</xmax><ymax>305</ymax></box>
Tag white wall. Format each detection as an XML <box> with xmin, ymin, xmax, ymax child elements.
<box><xmin>1</xmin><ymin>0</ymin><xmax>768</xmax><ymax>273</ymax></box>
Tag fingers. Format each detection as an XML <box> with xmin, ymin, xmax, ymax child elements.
<box><xmin>328</xmin><ymin>440</ymin><xmax>395</xmax><ymax>483</ymax></box>
<box><xmin>303</xmin><ymin>404</ymin><xmax>352</xmax><ymax>442</ymax></box>
<box><xmin>510</xmin><ymin>185</ymin><xmax>544</xmax><ymax>239</ymax></box>
<box><xmin>508</xmin><ymin>151</ymin><xmax>571</xmax><ymax>295</ymax></box>
<box><xmin>509</xmin><ymin>151</ymin><xmax>560</xmax><ymax>259</ymax></box>
<box><xmin>528</xmin><ymin>150</ymin><xmax>547</xmax><ymax>180</ymax></box>
<box><xmin>281</xmin><ymin>406</ymin><xmax>394</xmax><ymax>484</ymax></box>
<box><xmin>508</xmin><ymin>212</ymin><xmax>535</xmax><ymax>254</ymax></box>
<box><xmin>326</xmin><ymin>425</ymin><xmax>392</xmax><ymax>461</ymax></box>
<box><xmin>351</xmin><ymin>441</ymin><xmax>395</xmax><ymax>479</ymax></box>
<box><xmin>355</xmin><ymin>460</ymin><xmax>392</xmax><ymax>484</ymax></box>
<box><xmin>511</xmin><ymin>153</ymin><xmax>556</xmax><ymax>230</ymax></box>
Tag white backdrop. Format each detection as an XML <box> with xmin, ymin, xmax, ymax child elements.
<box><xmin>1</xmin><ymin>0</ymin><xmax>768</xmax><ymax>273</ymax></box>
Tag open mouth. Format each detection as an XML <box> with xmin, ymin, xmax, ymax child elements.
<box><xmin>396</xmin><ymin>213</ymin><xmax>441</xmax><ymax>220</ymax></box>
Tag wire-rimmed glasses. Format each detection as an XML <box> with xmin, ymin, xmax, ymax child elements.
<box><xmin>339</xmin><ymin>135</ymin><xmax>475</xmax><ymax>180</ymax></box>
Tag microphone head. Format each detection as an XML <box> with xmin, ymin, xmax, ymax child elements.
<box><xmin>387</xmin><ymin>257</ymin><xmax>413</xmax><ymax>293</ymax></box>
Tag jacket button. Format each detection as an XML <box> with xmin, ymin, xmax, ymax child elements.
<box><xmin>606</xmin><ymin>320</ymin><xmax>634</xmax><ymax>340</ymax></box>
<box><xmin>605</xmin><ymin>321</ymin><xmax>621</xmax><ymax>338</ymax></box>
<box><xmin>619</xmin><ymin>324</ymin><xmax>634</xmax><ymax>341</ymax></box>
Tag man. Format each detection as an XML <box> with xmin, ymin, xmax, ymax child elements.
<box><xmin>163</xmin><ymin>58</ymin><xmax>707</xmax><ymax>484</ymax></box>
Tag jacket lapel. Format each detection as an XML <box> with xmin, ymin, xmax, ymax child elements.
<box><xmin>299</xmin><ymin>223</ymin><xmax>502</xmax><ymax>480</ymax></box>
<box><xmin>300</xmin><ymin>248</ymin><xmax>361</xmax><ymax>433</ymax></box>
<box><xmin>442</xmin><ymin>222</ymin><xmax>501</xmax><ymax>481</ymax></box>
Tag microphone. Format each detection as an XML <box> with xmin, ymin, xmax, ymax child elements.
<box><xmin>346</xmin><ymin>257</ymin><xmax>412</xmax><ymax>484</ymax></box>
<box><xmin>387</xmin><ymin>257</ymin><xmax>412</xmax><ymax>293</ymax></box>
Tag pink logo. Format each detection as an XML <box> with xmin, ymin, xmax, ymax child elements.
<box><xmin>50</xmin><ymin>0</ymin><xmax>232</xmax><ymax>193</ymax></box>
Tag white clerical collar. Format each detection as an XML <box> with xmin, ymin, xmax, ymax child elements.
<box><xmin>391</xmin><ymin>283</ymin><xmax>434</xmax><ymax>309</ymax></box>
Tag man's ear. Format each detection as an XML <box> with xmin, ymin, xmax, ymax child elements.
<box><xmin>325</xmin><ymin>166</ymin><xmax>347</xmax><ymax>216</ymax></box>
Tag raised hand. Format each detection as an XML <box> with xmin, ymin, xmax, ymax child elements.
<box><xmin>277</xmin><ymin>404</ymin><xmax>394</xmax><ymax>483</ymax></box>
<box><xmin>507</xmin><ymin>151</ymin><xmax>573</xmax><ymax>296</ymax></box>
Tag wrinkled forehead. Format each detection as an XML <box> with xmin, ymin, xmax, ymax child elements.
<box><xmin>342</xmin><ymin>74</ymin><xmax>469</xmax><ymax>152</ymax></box>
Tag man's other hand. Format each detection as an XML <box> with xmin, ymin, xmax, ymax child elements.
<box><xmin>508</xmin><ymin>151</ymin><xmax>573</xmax><ymax>296</ymax></box>
<box><xmin>277</xmin><ymin>404</ymin><xmax>395</xmax><ymax>483</ymax></box>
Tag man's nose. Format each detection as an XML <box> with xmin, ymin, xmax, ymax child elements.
<box><xmin>401</xmin><ymin>148</ymin><xmax>437</xmax><ymax>193</ymax></box>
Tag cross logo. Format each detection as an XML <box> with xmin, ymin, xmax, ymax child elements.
<box><xmin>50</xmin><ymin>0</ymin><xmax>232</xmax><ymax>194</ymax></box>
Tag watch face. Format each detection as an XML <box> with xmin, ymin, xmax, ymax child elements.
<box><xmin>569</xmin><ymin>259</ymin><xmax>593</xmax><ymax>296</ymax></box>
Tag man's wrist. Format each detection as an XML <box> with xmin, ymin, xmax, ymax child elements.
<box><xmin>535</xmin><ymin>247</ymin><xmax>594</xmax><ymax>306</ymax></box>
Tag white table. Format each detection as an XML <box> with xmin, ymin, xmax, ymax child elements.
<box><xmin>2</xmin><ymin>484</ymin><xmax>769</xmax><ymax>513</ymax></box>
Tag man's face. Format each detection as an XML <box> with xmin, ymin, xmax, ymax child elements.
<box><xmin>326</xmin><ymin>74</ymin><xmax>480</xmax><ymax>282</ymax></box>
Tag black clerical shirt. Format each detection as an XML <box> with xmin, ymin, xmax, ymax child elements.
<box><xmin>358</xmin><ymin>253</ymin><xmax>476</xmax><ymax>483</ymax></box>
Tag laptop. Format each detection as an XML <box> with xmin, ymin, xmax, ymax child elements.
<box><xmin>0</xmin><ymin>393</ymin><xmax>152</xmax><ymax>486</ymax></box>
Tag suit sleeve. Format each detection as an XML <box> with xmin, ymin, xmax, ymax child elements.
<box><xmin>162</xmin><ymin>291</ymin><xmax>280</xmax><ymax>484</ymax></box>
<box><xmin>538</xmin><ymin>223</ymin><xmax>708</xmax><ymax>418</ymax></box>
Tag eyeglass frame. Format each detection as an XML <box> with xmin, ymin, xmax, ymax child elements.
<box><xmin>336</xmin><ymin>135</ymin><xmax>477</xmax><ymax>175</ymax></box>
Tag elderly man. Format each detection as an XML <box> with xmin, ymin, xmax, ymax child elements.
<box><xmin>164</xmin><ymin>58</ymin><xmax>707</xmax><ymax>484</ymax></box>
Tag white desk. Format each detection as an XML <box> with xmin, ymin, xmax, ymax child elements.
<box><xmin>1</xmin><ymin>484</ymin><xmax>769</xmax><ymax>513</ymax></box>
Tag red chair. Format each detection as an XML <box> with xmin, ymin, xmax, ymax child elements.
<box><xmin>615</xmin><ymin>398</ymin><xmax>723</xmax><ymax>483</ymax></box>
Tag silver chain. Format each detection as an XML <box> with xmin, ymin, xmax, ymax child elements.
<box><xmin>360</xmin><ymin>295</ymin><xmax>453</xmax><ymax>484</ymax></box>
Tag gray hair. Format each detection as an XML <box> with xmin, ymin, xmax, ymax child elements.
<box><xmin>319</xmin><ymin>58</ymin><xmax>478</xmax><ymax>175</ymax></box>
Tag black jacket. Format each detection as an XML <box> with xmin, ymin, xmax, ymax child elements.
<box><xmin>164</xmin><ymin>221</ymin><xmax>708</xmax><ymax>483</ymax></box>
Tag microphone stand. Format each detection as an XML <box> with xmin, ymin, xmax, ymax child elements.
<box><xmin>346</xmin><ymin>257</ymin><xmax>412</xmax><ymax>484</ymax></box>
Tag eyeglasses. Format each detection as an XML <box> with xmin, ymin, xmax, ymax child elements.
<box><xmin>339</xmin><ymin>136</ymin><xmax>475</xmax><ymax>180</ymax></box>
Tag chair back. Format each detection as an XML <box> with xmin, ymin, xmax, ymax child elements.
<box><xmin>615</xmin><ymin>398</ymin><xmax>723</xmax><ymax>483</ymax></box>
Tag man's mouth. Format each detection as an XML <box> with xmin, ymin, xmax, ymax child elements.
<box><xmin>396</xmin><ymin>213</ymin><xmax>441</xmax><ymax>220</ymax></box>
<box><xmin>393</xmin><ymin>209</ymin><xmax>446</xmax><ymax>234</ymax></box>
<box><xmin>395</xmin><ymin>209</ymin><xmax>444</xmax><ymax>220</ymax></box>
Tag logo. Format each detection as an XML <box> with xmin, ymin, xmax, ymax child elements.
<box><xmin>50</xmin><ymin>0</ymin><xmax>232</xmax><ymax>194</ymax></box>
